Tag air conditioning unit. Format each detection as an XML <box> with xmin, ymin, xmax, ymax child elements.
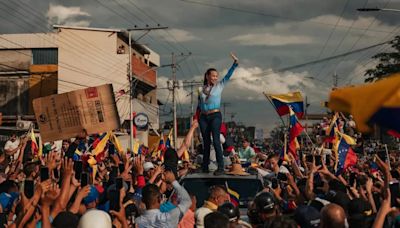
<box><xmin>16</xmin><ymin>120</ymin><xmax>33</xmax><ymax>130</ymax></box>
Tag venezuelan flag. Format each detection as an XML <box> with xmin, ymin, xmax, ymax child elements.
<box><xmin>92</xmin><ymin>132</ymin><xmax>111</xmax><ymax>156</ymax></box>
<box><xmin>110</xmin><ymin>134</ymin><xmax>124</xmax><ymax>154</ymax></box>
<box><xmin>158</xmin><ymin>132</ymin><xmax>166</xmax><ymax>152</ymax></box>
<box><xmin>328</xmin><ymin>74</ymin><xmax>400</xmax><ymax>136</ymax></box>
<box><xmin>30</xmin><ymin>128</ymin><xmax>39</xmax><ymax>155</ymax></box>
<box><xmin>288</xmin><ymin>108</ymin><xmax>303</xmax><ymax>159</ymax></box>
<box><xmin>279</xmin><ymin>147</ymin><xmax>289</xmax><ymax>162</ymax></box>
<box><xmin>334</xmin><ymin>135</ymin><xmax>357</xmax><ymax>175</ymax></box>
<box><xmin>165</xmin><ymin>129</ymin><xmax>173</xmax><ymax>148</ymax></box>
<box><xmin>226</xmin><ymin>183</ymin><xmax>240</xmax><ymax>207</ymax></box>
<box><xmin>132</xmin><ymin>139</ymin><xmax>140</xmax><ymax>155</ymax></box>
<box><xmin>265</xmin><ymin>91</ymin><xmax>304</xmax><ymax>118</ymax></box>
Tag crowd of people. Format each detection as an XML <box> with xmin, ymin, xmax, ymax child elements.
<box><xmin>0</xmin><ymin>52</ymin><xmax>399</xmax><ymax>228</ymax></box>
<box><xmin>0</xmin><ymin>116</ymin><xmax>398</xmax><ymax>228</ymax></box>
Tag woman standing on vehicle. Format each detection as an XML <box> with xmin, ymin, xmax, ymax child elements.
<box><xmin>197</xmin><ymin>52</ymin><xmax>239</xmax><ymax>175</ymax></box>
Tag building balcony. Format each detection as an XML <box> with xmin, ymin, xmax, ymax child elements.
<box><xmin>131</xmin><ymin>56</ymin><xmax>156</xmax><ymax>87</ymax></box>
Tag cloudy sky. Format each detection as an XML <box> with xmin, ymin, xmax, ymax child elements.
<box><xmin>1</xmin><ymin>0</ymin><xmax>400</xmax><ymax>134</ymax></box>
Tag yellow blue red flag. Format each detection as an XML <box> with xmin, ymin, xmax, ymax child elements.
<box><xmin>265</xmin><ymin>91</ymin><xmax>304</xmax><ymax>118</ymax></box>
<box><xmin>328</xmin><ymin>74</ymin><xmax>400</xmax><ymax>136</ymax></box>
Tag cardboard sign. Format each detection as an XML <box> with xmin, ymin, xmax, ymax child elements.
<box><xmin>33</xmin><ymin>84</ymin><xmax>120</xmax><ymax>142</ymax></box>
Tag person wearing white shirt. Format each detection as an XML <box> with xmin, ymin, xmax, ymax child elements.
<box><xmin>4</xmin><ymin>134</ymin><xmax>21</xmax><ymax>161</ymax></box>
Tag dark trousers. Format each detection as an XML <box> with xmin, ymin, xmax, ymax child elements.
<box><xmin>199</xmin><ymin>112</ymin><xmax>224</xmax><ymax>171</ymax></box>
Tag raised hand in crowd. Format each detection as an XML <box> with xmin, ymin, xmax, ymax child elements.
<box><xmin>110</xmin><ymin>188</ymin><xmax>128</xmax><ymax>228</ymax></box>
<box><xmin>133</xmin><ymin>156</ymin><xmax>144</xmax><ymax>176</ymax></box>
<box><xmin>69</xmin><ymin>185</ymin><xmax>91</xmax><ymax>214</ymax></box>
<box><xmin>149</xmin><ymin>165</ymin><xmax>164</xmax><ymax>184</ymax></box>
<box><xmin>372</xmin><ymin>188</ymin><xmax>396</xmax><ymax>228</ymax></box>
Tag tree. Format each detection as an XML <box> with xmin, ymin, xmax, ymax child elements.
<box><xmin>364</xmin><ymin>35</ymin><xmax>400</xmax><ymax>82</ymax></box>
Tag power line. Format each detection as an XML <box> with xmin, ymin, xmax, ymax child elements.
<box><xmin>327</xmin><ymin>0</ymin><xmax>395</xmax><ymax>81</ymax></box>
<box><xmin>249</xmin><ymin>40</ymin><xmax>390</xmax><ymax>78</ymax></box>
<box><xmin>0</xmin><ymin>6</ymin><xmax>128</xmax><ymax>83</ymax></box>
<box><xmin>14</xmin><ymin>0</ymin><xmax>130</xmax><ymax>76</ymax></box>
<box><xmin>0</xmin><ymin>39</ymin><xmax>124</xmax><ymax>85</ymax></box>
<box><xmin>0</xmin><ymin>2</ymin><xmax>127</xmax><ymax>77</ymax></box>
<box><xmin>312</xmin><ymin>0</ymin><xmax>350</xmax><ymax>79</ymax></box>
<box><xmin>178</xmin><ymin>0</ymin><xmax>397</xmax><ymax>34</ymax></box>
<box><xmin>317</xmin><ymin>0</ymin><xmax>369</xmax><ymax>80</ymax></box>
<box><xmin>122</xmin><ymin>0</ymin><xmax>203</xmax><ymax>77</ymax></box>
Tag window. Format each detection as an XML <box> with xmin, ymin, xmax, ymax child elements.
<box><xmin>32</xmin><ymin>48</ymin><xmax>58</xmax><ymax>65</ymax></box>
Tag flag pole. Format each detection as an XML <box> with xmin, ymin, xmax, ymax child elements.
<box><xmin>263</xmin><ymin>92</ymin><xmax>286</xmax><ymax>127</ymax></box>
<box><xmin>333</xmin><ymin>135</ymin><xmax>341</xmax><ymax>173</ymax></box>
<box><xmin>302</xmin><ymin>127</ymin><xmax>315</xmax><ymax>149</ymax></box>
<box><xmin>384</xmin><ymin>144</ymin><xmax>391</xmax><ymax>170</ymax></box>
<box><xmin>291</xmin><ymin>106</ymin><xmax>315</xmax><ymax>149</ymax></box>
<box><xmin>283</xmin><ymin>131</ymin><xmax>288</xmax><ymax>160</ymax></box>
<box><xmin>225</xmin><ymin>181</ymin><xmax>231</xmax><ymax>202</ymax></box>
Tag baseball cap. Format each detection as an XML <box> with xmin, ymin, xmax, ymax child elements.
<box><xmin>294</xmin><ymin>205</ymin><xmax>321</xmax><ymax>228</ymax></box>
<box><xmin>143</xmin><ymin>162</ymin><xmax>155</xmax><ymax>172</ymax></box>
<box><xmin>83</xmin><ymin>185</ymin><xmax>99</xmax><ymax>205</ymax></box>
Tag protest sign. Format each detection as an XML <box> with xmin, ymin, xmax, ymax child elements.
<box><xmin>33</xmin><ymin>84</ymin><xmax>120</xmax><ymax>142</ymax></box>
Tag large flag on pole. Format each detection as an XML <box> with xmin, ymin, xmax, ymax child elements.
<box><xmin>265</xmin><ymin>91</ymin><xmax>304</xmax><ymax>118</ymax></box>
<box><xmin>328</xmin><ymin>74</ymin><xmax>400</xmax><ymax>137</ymax></box>
<box><xmin>334</xmin><ymin>134</ymin><xmax>357</xmax><ymax>175</ymax></box>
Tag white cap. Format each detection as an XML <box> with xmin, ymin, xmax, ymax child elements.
<box><xmin>143</xmin><ymin>162</ymin><xmax>155</xmax><ymax>172</ymax></box>
<box><xmin>78</xmin><ymin>209</ymin><xmax>112</xmax><ymax>228</ymax></box>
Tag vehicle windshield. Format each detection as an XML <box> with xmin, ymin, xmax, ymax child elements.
<box><xmin>181</xmin><ymin>177</ymin><xmax>263</xmax><ymax>208</ymax></box>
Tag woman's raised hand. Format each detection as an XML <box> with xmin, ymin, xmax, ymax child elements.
<box><xmin>230</xmin><ymin>52</ymin><xmax>238</xmax><ymax>64</ymax></box>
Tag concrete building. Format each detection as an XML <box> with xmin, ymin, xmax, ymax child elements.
<box><xmin>0</xmin><ymin>25</ymin><xmax>160</xmax><ymax>146</ymax></box>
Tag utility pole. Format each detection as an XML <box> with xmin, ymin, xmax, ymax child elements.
<box><xmin>167</xmin><ymin>54</ymin><xmax>197</xmax><ymax>149</ymax></box>
<box><xmin>172</xmin><ymin>53</ymin><xmax>178</xmax><ymax>148</ymax></box>
<box><xmin>190</xmin><ymin>83</ymin><xmax>194</xmax><ymax>153</ymax></box>
<box><xmin>222</xmin><ymin>102</ymin><xmax>231</xmax><ymax>122</ymax></box>
<box><xmin>185</xmin><ymin>80</ymin><xmax>202</xmax><ymax>152</ymax></box>
<box><xmin>333</xmin><ymin>72</ymin><xmax>338</xmax><ymax>88</ymax></box>
<box><xmin>128</xmin><ymin>26</ymin><xmax>167</xmax><ymax>152</ymax></box>
<box><xmin>305</xmin><ymin>96</ymin><xmax>308</xmax><ymax>133</ymax></box>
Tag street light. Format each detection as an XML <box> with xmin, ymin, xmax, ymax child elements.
<box><xmin>357</xmin><ymin>7</ymin><xmax>400</xmax><ymax>12</ymax></box>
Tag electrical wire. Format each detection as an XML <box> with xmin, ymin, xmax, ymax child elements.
<box><xmin>311</xmin><ymin>0</ymin><xmax>350</xmax><ymax>79</ymax></box>
<box><xmin>318</xmin><ymin>0</ymin><xmax>369</xmax><ymax>80</ymax></box>
<box><xmin>0</xmin><ymin>2</ymin><xmax>128</xmax><ymax>77</ymax></box>
<box><xmin>327</xmin><ymin>0</ymin><xmax>395</xmax><ymax>83</ymax></box>
<box><xmin>178</xmin><ymin>0</ymin><xmax>396</xmax><ymax>34</ymax></box>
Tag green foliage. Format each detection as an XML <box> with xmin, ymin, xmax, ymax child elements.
<box><xmin>364</xmin><ymin>36</ymin><xmax>400</xmax><ymax>82</ymax></box>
